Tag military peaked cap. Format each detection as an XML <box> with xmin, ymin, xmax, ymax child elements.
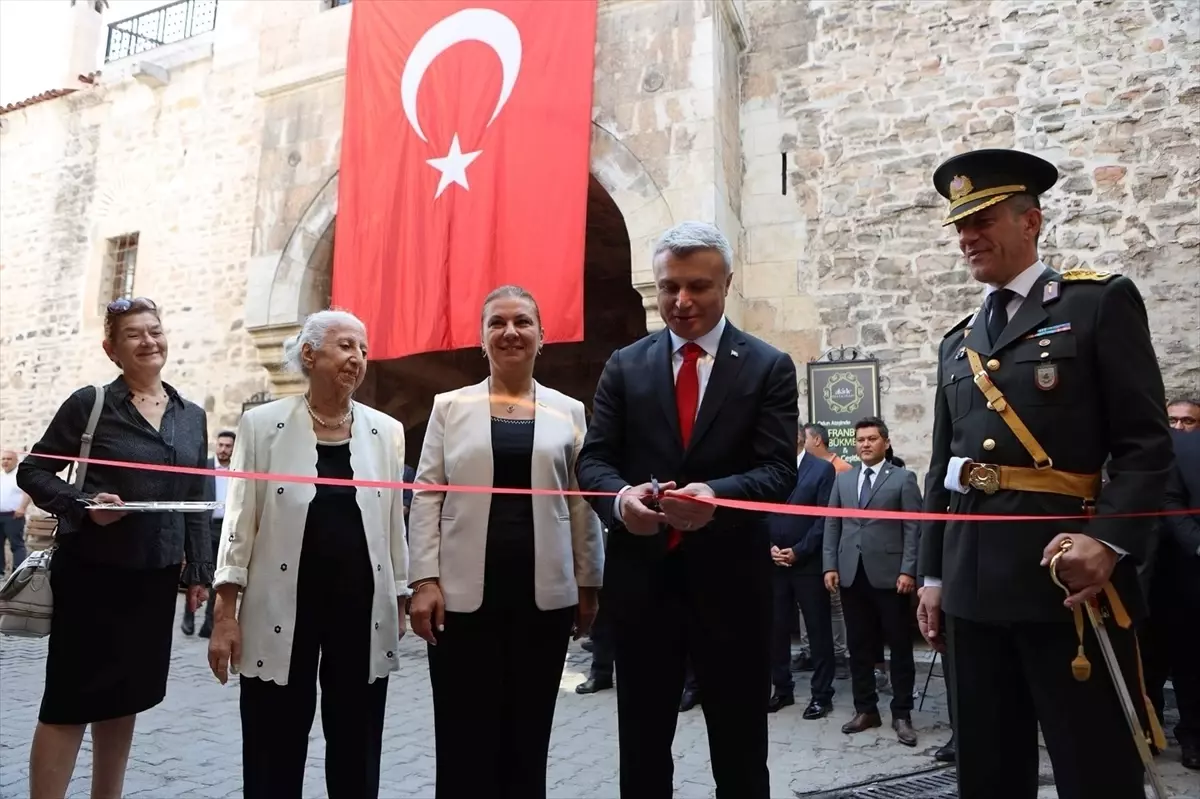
<box><xmin>932</xmin><ymin>148</ymin><xmax>1059</xmax><ymax>226</ymax></box>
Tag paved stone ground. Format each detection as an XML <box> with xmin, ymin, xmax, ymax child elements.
<box><xmin>1</xmin><ymin>595</ymin><xmax>1196</xmax><ymax>798</ymax></box>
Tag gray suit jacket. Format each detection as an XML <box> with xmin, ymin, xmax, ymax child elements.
<box><xmin>823</xmin><ymin>462</ymin><xmax>922</xmax><ymax>590</ymax></box>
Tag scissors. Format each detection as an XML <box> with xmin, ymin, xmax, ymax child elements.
<box><xmin>648</xmin><ymin>475</ymin><xmax>662</xmax><ymax>511</ymax></box>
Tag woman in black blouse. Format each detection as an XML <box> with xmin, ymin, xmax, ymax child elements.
<box><xmin>17</xmin><ymin>297</ymin><xmax>212</xmax><ymax>799</ymax></box>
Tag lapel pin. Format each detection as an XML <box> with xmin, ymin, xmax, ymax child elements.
<box><xmin>1043</xmin><ymin>282</ymin><xmax>1060</xmax><ymax>303</ymax></box>
<box><xmin>730</xmin><ymin>349</ymin><xmax>739</xmax><ymax>358</ymax></box>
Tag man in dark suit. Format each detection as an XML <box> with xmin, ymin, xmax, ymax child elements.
<box><xmin>1157</xmin><ymin>428</ymin><xmax>1200</xmax><ymax>769</ymax></box>
<box><xmin>767</xmin><ymin>433</ymin><xmax>836</xmax><ymax>717</ymax></box>
<box><xmin>577</xmin><ymin>221</ymin><xmax>798</xmax><ymax>799</ymax></box>
<box><xmin>823</xmin><ymin>417</ymin><xmax>922</xmax><ymax>746</ymax></box>
<box><xmin>916</xmin><ymin>149</ymin><xmax>1174</xmax><ymax>799</ymax></box>
<box><xmin>182</xmin><ymin>430</ymin><xmax>235</xmax><ymax>638</ymax></box>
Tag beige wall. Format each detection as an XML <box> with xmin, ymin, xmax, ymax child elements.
<box><xmin>2</xmin><ymin>0</ymin><xmax>1197</xmax><ymax>475</ymax></box>
<box><xmin>0</xmin><ymin>18</ymin><xmax>268</xmax><ymax>446</ymax></box>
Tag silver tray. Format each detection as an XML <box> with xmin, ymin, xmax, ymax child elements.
<box><xmin>78</xmin><ymin>500</ymin><xmax>224</xmax><ymax>513</ymax></box>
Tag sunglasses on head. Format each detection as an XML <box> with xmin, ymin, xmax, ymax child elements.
<box><xmin>106</xmin><ymin>297</ymin><xmax>157</xmax><ymax>315</ymax></box>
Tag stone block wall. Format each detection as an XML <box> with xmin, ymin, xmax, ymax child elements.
<box><xmin>738</xmin><ymin>0</ymin><xmax>1200</xmax><ymax>473</ymax></box>
<box><xmin>0</xmin><ymin>50</ymin><xmax>266</xmax><ymax>449</ymax></box>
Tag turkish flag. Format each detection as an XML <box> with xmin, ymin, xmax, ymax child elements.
<box><xmin>333</xmin><ymin>0</ymin><xmax>597</xmax><ymax>360</ymax></box>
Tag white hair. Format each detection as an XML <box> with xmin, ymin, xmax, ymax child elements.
<box><xmin>282</xmin><ymin>309</ymin><xmax>366</xmax><ymax>375</ymax></box>
<box><xmin>653</xmin><ymin>221</ymin><xmax>734</xmax><ymax>276</ymax></box>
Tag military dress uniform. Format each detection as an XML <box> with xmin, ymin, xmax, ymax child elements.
<box><xmin>917</xmin><ymin>149</ymin><xmax>1174</xmax><ymax>799</ymax></box>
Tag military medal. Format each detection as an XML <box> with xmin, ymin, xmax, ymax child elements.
<box><xmin>1035</xmin><ymin>362</ymin><xmax>1058</xmax><ymax>391</ymax></box>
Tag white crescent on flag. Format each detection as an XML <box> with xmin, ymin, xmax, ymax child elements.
<box><xmin>399</xmin><ymin>8</ymin><xmax>524</xmax><ymax>199</ymax></box>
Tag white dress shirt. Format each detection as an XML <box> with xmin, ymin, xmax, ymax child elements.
<box><xmin>614</xmin><ymin>317</ymin><xmax>728</xmax><ymax>521</ymax></box>
<box><xmin>0</xmin><ymin>467</ymin><xmax>24</xmax><ymax>513</ymax></box>
<box><xmin>925</xmin><ymin>259</ymin><xmax>1121</xmax><ymax>590</ymax></box>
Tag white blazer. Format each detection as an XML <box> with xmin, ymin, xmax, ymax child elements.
<box><xmin>214</xmin><ymin>396</ymin><xmax>409</xmax><ymax>685</ymax></box>
<box><xmin>408</xmin><ymin>379</ymin><xmax>604</xmax><ymax>613</ymax></box>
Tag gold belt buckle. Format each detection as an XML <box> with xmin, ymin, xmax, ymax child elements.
<box><xmin>968</xmin><ymin>464</ymin><xmax>1001</xmax><ymax>495</ymax></box>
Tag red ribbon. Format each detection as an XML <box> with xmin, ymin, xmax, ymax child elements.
<box><xmin>21</xmin><ymin>451</ymin><xmax>1198</xmax><ymax>523</ymax></box>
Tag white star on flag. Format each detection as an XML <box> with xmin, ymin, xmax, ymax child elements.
<box><xmin>426</xmin><ymin>133</ymin><xmax>482</xmax><ymax>199</ymax></box>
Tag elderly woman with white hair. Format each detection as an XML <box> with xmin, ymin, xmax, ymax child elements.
<box><xmin>207</xmin><ymin>309</ymin><xmax>409</xmax><ymax>799</ymax></box>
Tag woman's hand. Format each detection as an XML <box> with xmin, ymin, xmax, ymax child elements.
<box><xmin>208</xmin><ymin>618</ymin><xmax>241</xmax><ymax>685</ymax></box>
<box><xmin>88</xmin><ymin>492</ymin><xmax>128</xmax><ymax>526</ymax></box>
<box><xmin>186</xmin><ymin>584</ymin><xmax>209</xmax><ymax>613</ymax></box>
<box><xmin>575</xmin><ymin>586</ymin><xmax>599</xmax><ymax>640</ymax></box>
<box><xmin>396</xmin><ymin>596</ymin><xmax>408</xmax><ymax>641</ymax></box>
<box><xmin>410</xmin><ymin>581</ymin><xmax>445</xmax><ymax>645</ymax></box>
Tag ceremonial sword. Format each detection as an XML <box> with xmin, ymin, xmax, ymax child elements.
<box><xmin>1049</xmin><ymin>539</ymin><xmax>1168</xmax><ymax>799</ymax></box>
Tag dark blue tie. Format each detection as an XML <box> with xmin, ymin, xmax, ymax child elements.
<box><xmin>986</xmin><ymin>288</ymin><xmax>1015</xmax><ymax>348</ymax></box>
<box><xmin>858</xmin><ymin>467</ymin><xmax>874</xmax><ymax>509</ymax></box>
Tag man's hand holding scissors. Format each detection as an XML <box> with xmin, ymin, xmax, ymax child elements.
<box><xmin>619</xmin><ymin>477</ymin><xmax>674</xmax><ymax>535</ymax></box>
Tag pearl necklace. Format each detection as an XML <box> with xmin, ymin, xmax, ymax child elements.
<box><xmin>304</xmin><ymin>394</ymin><xmax>353</xmax><ymax>429</ymax></box>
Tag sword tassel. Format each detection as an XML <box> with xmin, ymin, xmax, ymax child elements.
<box><xmin>1049</xmin><ymin>541</ymin><xmax>1169</xmax><ymax>753</ymax></box>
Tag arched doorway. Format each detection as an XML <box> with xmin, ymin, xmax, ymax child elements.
<box><xmin>349</xmin><ymin>174</ymin><xmax>646</xmax><ymax>461</ymax></box>
<box><xmin>277</xmin><ymin>175</ymin><xmax>648</xmax><ymax>462</ymax></box>
<box><xmin>244</xmin><ymin>123</ymin><xmax>673</xmax><ymax>458</ymax></box>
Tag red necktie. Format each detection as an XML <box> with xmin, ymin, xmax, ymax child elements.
<box><xmin>668</xmin><ymin>342</ymin><xmax>704</xmax><ymax>549</ymax></box>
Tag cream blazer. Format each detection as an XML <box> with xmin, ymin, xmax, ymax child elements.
<box><xmin>214</xmin><ymin>396</ymin><xmax>409</xmax><ymax>686</ymax></box>
<box><xmin>408</xmin><ymin>379</ymin><xmax>604</xmax><ymax>613</ymax></box>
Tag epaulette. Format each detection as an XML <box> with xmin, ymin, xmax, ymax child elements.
<box><xmin>1060</xmin><ymin>268</ymin><xmax>1117</xmax><ymax>283</ymax></box>
<box><xmin>943</xmin><ymin>313</ymin><xmax>972</xmax><ymax>339</ymax></box>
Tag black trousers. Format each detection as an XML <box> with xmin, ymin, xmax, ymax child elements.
<box><xmin>612</xmin><ymin>551</ymin><xmax>771</xmax><ymax>799</ymax></box>
<box><xmin>428</xmin><ymin>598</ymin><xmax>574</xmax><ymax>799</ymax></box>
<box><xmin>771</xmin><ymin>567</ymin><xmax>834</xmax><ymax>702</ymax></box>
<box><xmin>1144</xmin><ymin>569</ymin><xmax>1200</xmax><ymax>747</ymax></box>
<box><xmin>0</xmin><ymin>513</ymin><xmax>26</xmax><ymax>571</ymax></box>
<box><xmin>588</xmin><ymin>590</ymin><xmax>616</xmax><ymax>680</ymax></box>
<box><xmin>947</xmin><ymin>614</ymin><xmax>1148</xmax><ymax>799</ymax></box>
<box><xmin>839</xmin><ymin>563</ymin><xmax>914</xmax><ymax>717</ymax></box>
<box><xmin>239</xmin><ymin>625</ymin><xmax>387</xmax><ymax>798</ymax></box>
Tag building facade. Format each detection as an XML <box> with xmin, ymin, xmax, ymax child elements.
<box><xmin>2</xmin><ymin>0</ymin><xmax>1197</xmax><ymax>474</ymax></box>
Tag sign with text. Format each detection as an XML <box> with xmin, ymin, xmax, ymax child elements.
<box><xmin>806</xmin><ymin>360</ymin><xmax>881</xmax><ymax>466</ymax></box>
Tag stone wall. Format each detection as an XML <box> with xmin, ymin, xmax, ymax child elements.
<box><xmin>738</xmin><ymin>0</ymin><xmax>1200</xmax><ymax>471</ymax></box>
<box><xmin>0</xmin><ymin>41</ymin><xmax>266</xmax><ymax>449</ymax></box>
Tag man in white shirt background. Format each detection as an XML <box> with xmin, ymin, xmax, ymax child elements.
<box><xmin>182</xmin><ymin>430</ymin><xmax>235</xmax><ymax>638</ymax></box>
<box><xmin>1</xmin><ymin>449</ymin><xmax>30</xmax><ymax>575</ymax></box>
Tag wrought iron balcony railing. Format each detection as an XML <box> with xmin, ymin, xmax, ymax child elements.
<box><xmin>104</xmin><ymin>0</ymin><xmax>219</xmax><ymax>63</ymax></box>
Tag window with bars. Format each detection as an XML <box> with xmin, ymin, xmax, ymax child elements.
<box><xmin>101</xmin><ymin>233</ymin><xmax>140</xmax><ymax>310</ymax></box>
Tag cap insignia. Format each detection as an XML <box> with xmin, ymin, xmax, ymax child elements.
<box><xmin>949</xmin><ymin>175</ymin><xmax>974</xmax><ymax>202</ymax></box>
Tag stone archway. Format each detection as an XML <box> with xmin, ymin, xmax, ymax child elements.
<box><xmin>244</xmin><ymin>122</ymin><xmax>673</xmax><ymax>399</ymax></box>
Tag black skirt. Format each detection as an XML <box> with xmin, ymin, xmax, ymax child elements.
<box><xmin>39</xmin><ymin>547</ymin><xmax>181</xmax><ymax>725</ymax></box>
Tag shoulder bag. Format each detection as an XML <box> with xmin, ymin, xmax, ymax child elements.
<box><xmin>0</xmin><ymin>384</ymin><xmax>106</xmax><ymax>638</ymax></box>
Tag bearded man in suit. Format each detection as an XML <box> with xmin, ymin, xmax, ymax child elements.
<box><xmin>823</xmin><ymin>417</ymin><xmax>922</xmax><ymax>747</ymax></box>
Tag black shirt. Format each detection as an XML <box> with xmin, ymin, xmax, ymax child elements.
<box><xmin>17</xmin><ymin>375</ymin><xmax>214</xmax><ymax>582</ymax></box>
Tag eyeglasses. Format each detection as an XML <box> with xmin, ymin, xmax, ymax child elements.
<box><xmin>106</xmin><ymin>297</ymin><xmax>157</xmax><ymax>315</ymax></box>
